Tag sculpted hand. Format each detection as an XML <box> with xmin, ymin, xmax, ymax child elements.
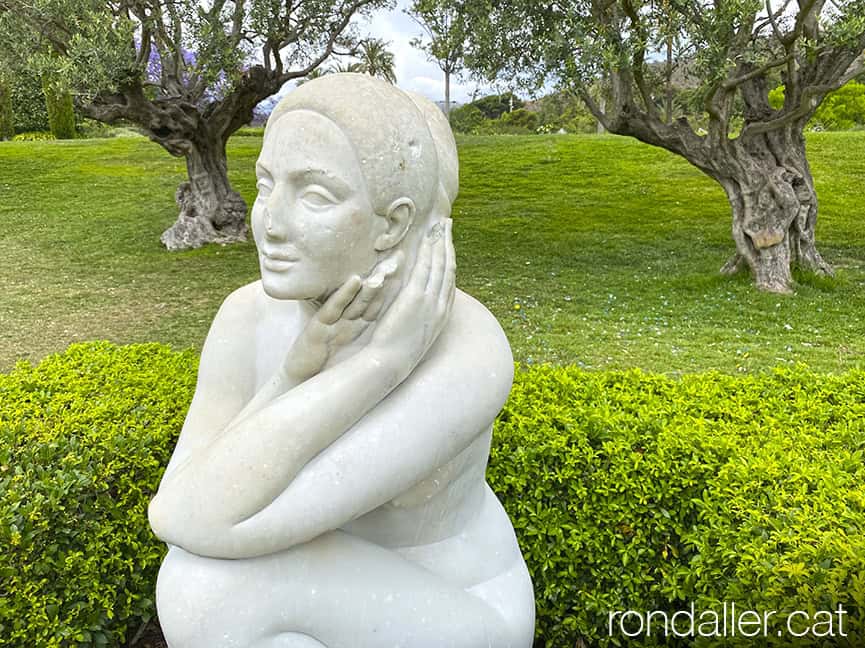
<box><xmin>371</xmin><ymin>218</ymin><xmax>456</xmax><ymax>375</ymax></box>
<box><xmin>282</xmin><ymin>258</ymin><xmax>399</xmax><ymax>384</ymax></box>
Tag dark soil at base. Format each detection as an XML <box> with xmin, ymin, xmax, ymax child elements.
<box><xmin>129</xmin><ymin>619</ymin><xmax>167</xmax><ymax>648</ymax></box>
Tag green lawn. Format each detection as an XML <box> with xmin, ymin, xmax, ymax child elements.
<box><xmin>1</xmin><ymin>131</ymin><xmax>864</xmax><ymax>373</ymax></box>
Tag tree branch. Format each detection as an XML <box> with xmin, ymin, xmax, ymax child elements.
<box><xmin>619</xmin><ymin>0</ymin><xmax>660</xmax><ymax>119</ymax></box>
<box><xmin>762</xmin><ymin>0</ymin><xmax>793</xmax><ymax>43</ymax></box>
<box><xmin>722</xmin><ymin>53</ymin><xmax>793</xmax><ymax>90</ymax></box>
<box><xmin>575</xmin><ymin>86</ymin><xmax>612</xmax><ymax>131</ymax></box>
<box><xmin>229</xmin><ymin>0</ymin><xmax>245</xmax><ymax>45</ymax></box>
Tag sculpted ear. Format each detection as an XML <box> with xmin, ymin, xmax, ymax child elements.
<box><xmin>375</xmin><ymin>198</ymin><xmax>415</xmax><ymax>251</ymax></box>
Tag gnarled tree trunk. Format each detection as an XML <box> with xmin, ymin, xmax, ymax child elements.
<box><xmin>715</xmin><ymin>128</ymin><xmax>832</xmax><ymax>294</ymax></box>
<box><xmin>82</xmin><ymin>84</ymin><xmax>253</xmax><ymax>251</ymax></box>
<box><xmin>160</xmin><ymin>134</ymin><xmax>248</xmax><ymax>251</ymax></box>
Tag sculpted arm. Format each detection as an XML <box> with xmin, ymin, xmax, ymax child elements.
<box><xmin>160</xmin><ymin>284</ymin><xmax>259</xmax><ymax>479</ymax></box>
<box><xmin>228</xmin><ymin>296</ymin><xmax>514</xmax><ymax>555</ymax></box>
<box><xmin>149</xmin><ymin>229</ymin><xmax>453</xmax><ymax>558</ymax></box>
<box><xmin>150</xmin><ymin>322</ymin><xmax>406</xmax><ymax>557</ymax></box>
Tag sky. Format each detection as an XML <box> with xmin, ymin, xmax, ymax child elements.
<box><xmin>345</xmin><ymin>0</ymin><xmax>802</xmax><ymax>106</ymax></box>
<box><xmin>280</xmin><ymin>0</ymin><xmax>497</xmax><ymax>106</ymax></box>
<box><xmin>356</xmin><ymin>1</ymin><xmax>488</xmax><ymax>105</ymax></box>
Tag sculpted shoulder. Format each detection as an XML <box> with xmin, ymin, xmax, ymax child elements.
<box><xmin>215</xmin><ymin>280</ymin><xmax>265</xmax><ymax>325</ymax></box>
<box><xmin>431</xmin><ymin>289</ymin><xmax>515</xmax><ymax>418</ymax></box>
<box><xmin>206</xmin><ymin>280</ymin><xmax>291</xmax><ymax>349</ymax></box>
<box><xmin>446</xmin><ymin>289</ymin><xmax>513</xmax><ymax>358</ymax></box>
<box><xmin>193</xmin><ymin>281</ymin><xmax>268</xmax><ymax>397</ymax></box>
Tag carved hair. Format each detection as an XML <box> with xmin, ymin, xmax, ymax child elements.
<box><xmin>266</xmin><ymin>74</ymin><xmax>440</xmax><ymax>218</ymax></box>
<box><xmin>405</xmin><ymin>90</ymin><xmax>458</xmax><ymax>208</ymax></box>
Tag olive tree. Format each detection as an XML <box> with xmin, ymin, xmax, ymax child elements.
<box><xmin>465</xmin><ymin>0</ymin><xmax>865</xmax><ymax>292</ymax></box>
<box><xmin>0</xmin><ymin>0</ymin><xmax>391</xmax><ymax>249</ymax></box>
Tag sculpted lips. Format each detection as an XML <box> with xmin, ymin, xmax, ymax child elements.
<box><xmin>260</xmin><ymin>250</ymin><xmax>298</xmax><ymax>271</ymax></box>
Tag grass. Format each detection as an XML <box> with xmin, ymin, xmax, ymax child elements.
<box><xmin>1</xmin><ymin>131</ymin><xmax>864</xmax><ymax>374</ymax></box>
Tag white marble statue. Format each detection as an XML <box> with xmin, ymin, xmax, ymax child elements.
<box><xmin>148</xmin><ymin>73</ymin><xmax>535</xmax><ymax>648</ymax></box>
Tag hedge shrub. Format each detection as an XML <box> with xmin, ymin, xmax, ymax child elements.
<box><xmin>0</xmin><ymin>78</ymin><xmax>14</xmax><ymax>140</ymax></box>
<box><xmin>232</xmin><ymin>126</ymin><xmax>265</xmax><ymax>137</ymax></box>
<box><xmin>11</xmin><ymin>130</ymin><xmax>56</xmax><ymax>142</ymax></box>
<box><xmin>810</xmin><ymin>81</ymin><xmax>865</xmax><ymax>131</ymax></box>
<box><xmin>474</xmin><ymin>108</ymin><xmax>540</xmax><ymax>135</ymax></box>
<box><xmin>2</xmin><ymin>344</ymin><xmax>864</xmax><ymax>647</ymax></box>
<box><xmin>42</xmin><ymin>75</ymin><xmax>76</xmax><ymax>140</ymax></box>
<box><xmin>492</xmin><ymin>365</ymin><xmax>865</xmax><ymax>647</ymax></box>
<box><xmin>449</xmin><ymin>103</ymin><xmax>485</xmax><ymax>134</ymax></box>
<box><xmin>0</xmin><ymin>343</ymin><xmax>196</xmax><ymax>647</ymax></box>
<box><xmin>9</xmin><ymin>69</ymin><xmax>49</xmax><ymax>133</ymax></box>
<box><xmin>770</xmin><ymin>82</ymin><xmax>865</xmax><ymax>131</ymax></box>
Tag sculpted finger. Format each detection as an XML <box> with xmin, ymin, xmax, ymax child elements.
<box><xmin>342</xmin><ymin>279</ymin><xmax>384</xmax><ymax>320</ymax></box>
<box><xmin>359</xmin><ymin>251</ymin><xmax>402</xmax><ymax>322</ymax></box>
<box><xmin>411</xmin><ymin>226</ymin><xmax>436</xmax><ymax>288</ymax></box>
<box><xmin>361</xmin><ymin>289</ymin><xmax>387</xmax><ymax>322</ymax></box>
<box><xmin>332</xmin><ymin>318</ymin><xmax>370</xmax><ymax>346</ymax></box>
<box><xmin>317</xmin><ymin>275</ymin><xmax>361</xmax><ymax>324</ymax></box>
<box><xmin>427</xmin><ymin>221</ymin><xmax>447</xmax><ymax>295</ymax></box>
<box><xmin>442</xmin><ymin>219</ymin><xmax>456</xmax><ymax>302</ymax></box>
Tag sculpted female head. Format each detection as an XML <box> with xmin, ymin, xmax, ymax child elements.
<box><xmin>252</xmin><ymin>74</ymin><xmax>451</xmax><ymax>301</ymax></box>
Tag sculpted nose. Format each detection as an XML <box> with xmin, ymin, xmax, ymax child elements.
<box><xmin>263</xmin><ymin>194</ymin><xmax>288</xmax><ymax>240</ymax></box>
<box><xmin>263</xmin><ymin>207</ymin><xmax>278</xmax><ymax>237</ymax></box>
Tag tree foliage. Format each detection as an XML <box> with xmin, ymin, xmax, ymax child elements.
<box><xmin>408</xmin><ymin>0</ymin><xmax>467</xmax><ymax>75</ymax></box>
<box><xmin>0</xmin><ymin>0</ymin><xmax>392</xmax><ymax>248</ymax></box>
<box><xmin>467</xmin><ymin>1</ymin><xmax>865</xmax><ymax>140</ymax></box>
<box><xmin>407</xmin><ymin>0</ymin><xmax>468</xmax><ymax>112</ymax></box>
<box><xmin>6</xmin><ymin>70</ymin><xmax>49</xmax><ymax>133</ymax></box>
<box><xmin>356</xmin><ymin>38</ymin><xmax>397</xmax><ymax>82</ymax></box>
<box><xmin>470</xmin><ymin>91</ymin><xmax>522</xmax><ymax>118</ymax></box>
<box><xmin>0</xmin><ymin>73</ymin><xmax>12</xmax><ymax>140</ymax></box>
<box><xmin>464</xmin><ymin>0</ymin><xmax>865</xmax><ymax>293</ymax></box>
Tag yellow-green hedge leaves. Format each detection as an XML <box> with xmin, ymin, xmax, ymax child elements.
<box><xmin>0</xmin><ymin>342</ymin><xmax>196</xmax><ymax>647</ymax></box>
<box><xmin>2</xmin><ymin>344</ymin><xmax>864</xmax><ymax>647</ymax></box>
<box><xmin>494</xmin><ymin>365</ymin><xmax>865</xmax><ymax>647</ymax></box>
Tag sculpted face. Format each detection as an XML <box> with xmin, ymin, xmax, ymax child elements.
<box><xmin>252</xmin><ymin>110</ymin><xmax>382</xmax><ymax>301</ymax></box>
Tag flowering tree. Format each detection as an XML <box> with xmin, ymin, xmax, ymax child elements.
<box><xmin>0</xmin><ymin>0</ymin><xmax>391</xmax><ymax>249</ymax></box>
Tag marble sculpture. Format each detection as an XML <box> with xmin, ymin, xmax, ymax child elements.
<box><xmin>149</xmin><ymin>73</ymin><xmax>535</xmax><ymax>648</ymax></box>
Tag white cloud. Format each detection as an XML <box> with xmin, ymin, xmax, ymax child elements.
<box><xmin>275</xmin><ymin>0</ymin><xmax>496</xmax><ymax>106</ymax></box>
<box><xmin>358</xmin><ymin>0</ymin><xmax>493</xmax><ymax>104</ymax></box>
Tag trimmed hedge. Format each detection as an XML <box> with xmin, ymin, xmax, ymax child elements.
<box><xmin>493</xmin><ymin>365</ymin><xmax>865</xmax><ymax>647</ymax></box>
<box><xmin>449</xmin><ymin>104</ymin><xmax>485</xmax><ymax>134</ymax></box>
<box><xmin>1</xmin><ymin>344</ymin><xmax>864</xmax><ymax>647</ymax></box>
<box><xmin>0</xmin><ymin>343</ymin><xmax>196</xmax><ymax>647</ymax></box>
<box><xmin>770</xmin><ymin>82</ymin><xmax>865</xmax><ymax>131</ymax></box>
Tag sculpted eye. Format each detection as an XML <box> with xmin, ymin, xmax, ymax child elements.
<box><xmin>301</xmin><ymin>186</ymin><xmax>338</xmax><ymax>209</ymax></box>
<box><xmin>255</xmin><ymin>179</ymin><xmax>273</xmax><ymax>200</ymax></box>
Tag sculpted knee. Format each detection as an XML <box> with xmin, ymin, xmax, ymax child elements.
<box><xmin>156</xmin><ymin>546</ymin><xmax>249</xmax><ymax>648</ymax></box>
